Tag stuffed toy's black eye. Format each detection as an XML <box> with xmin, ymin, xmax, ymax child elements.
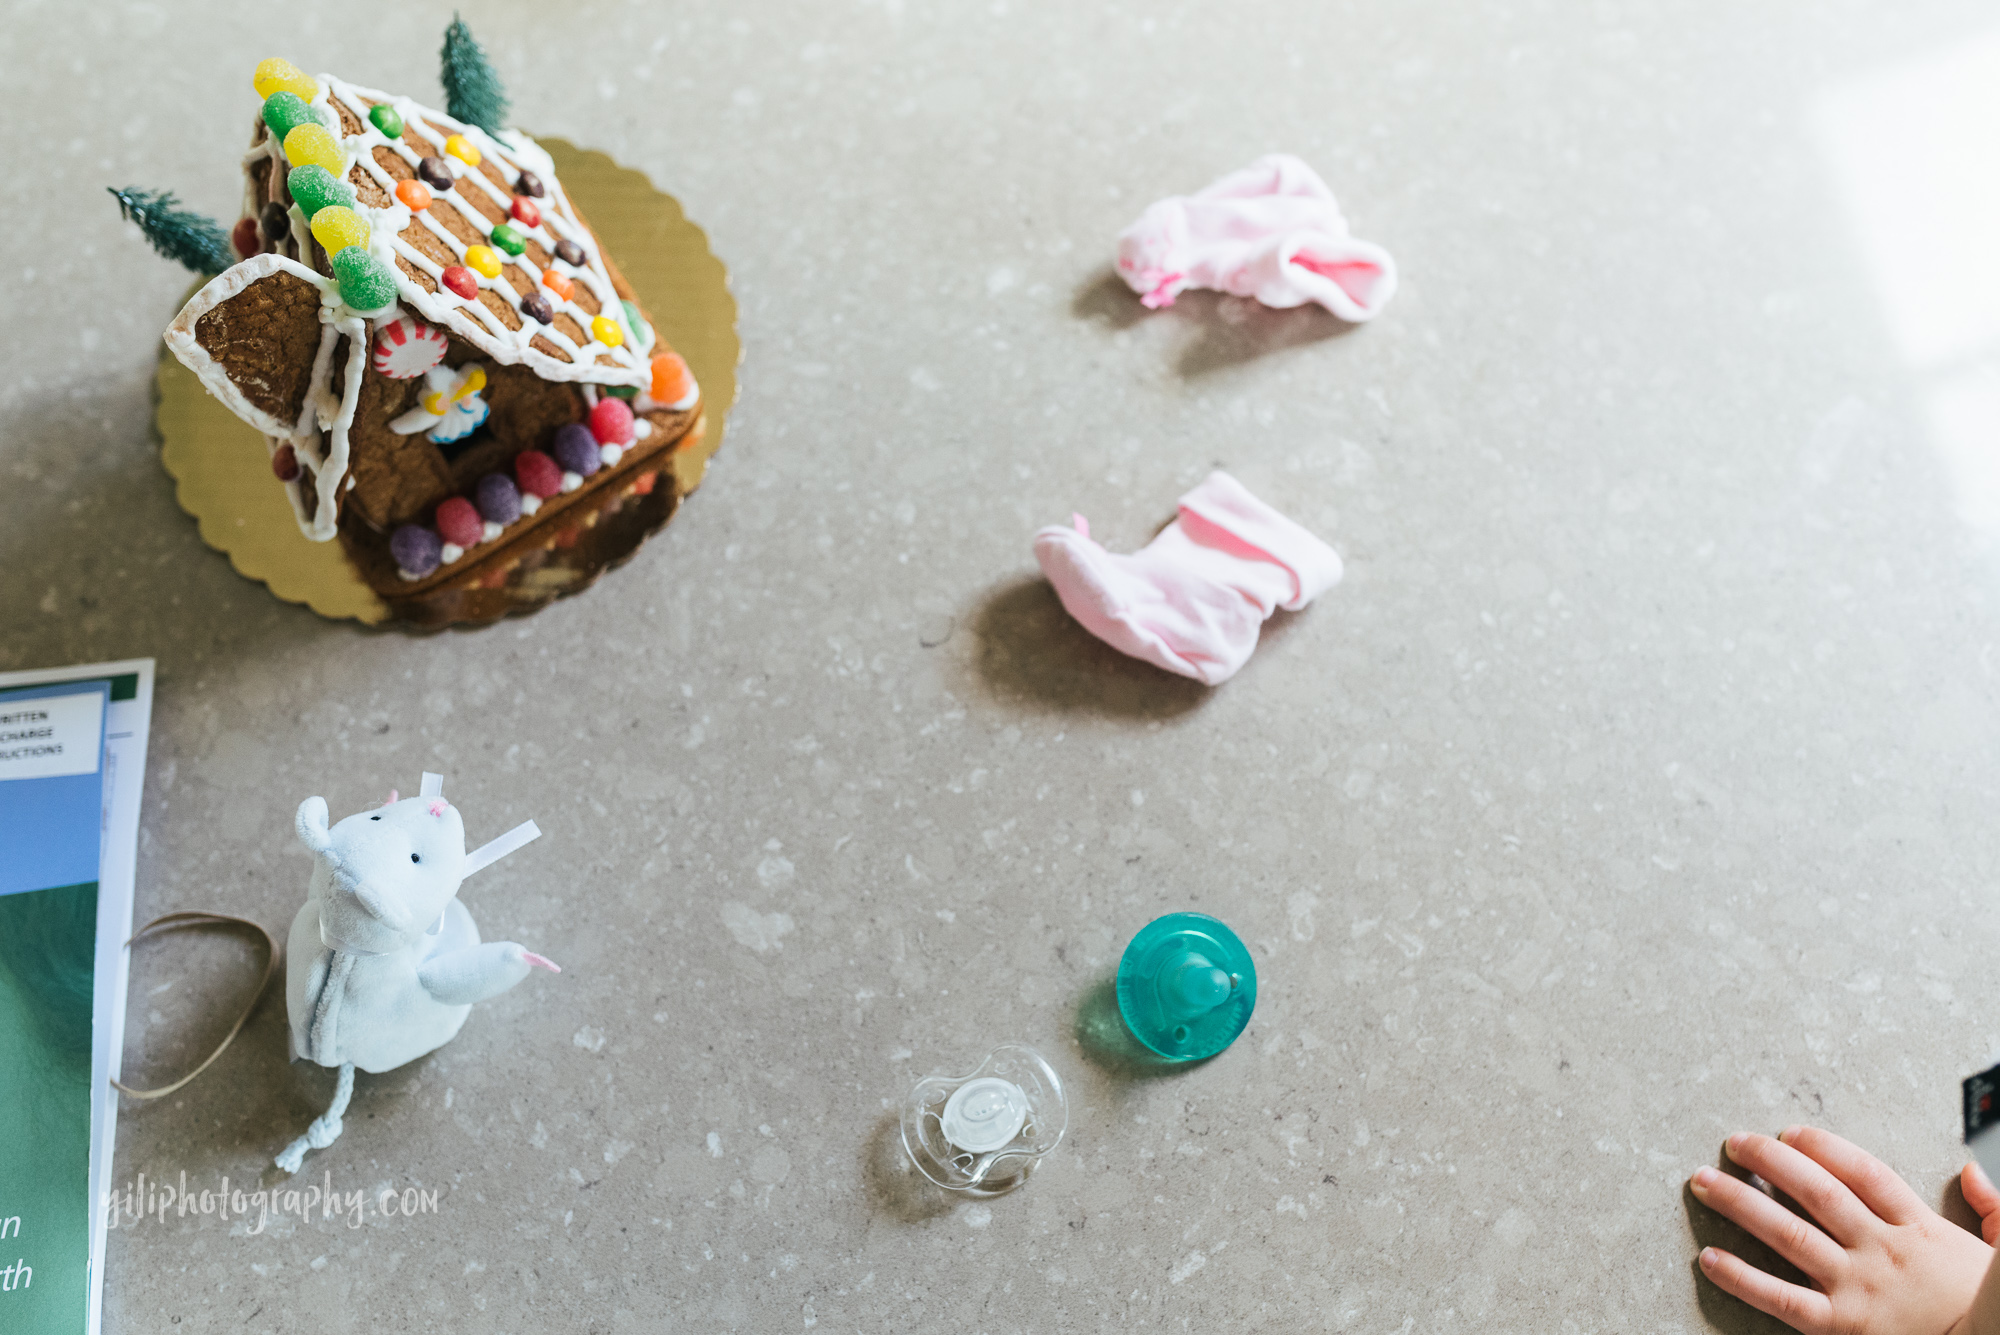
<box><xmin>411</xmin><ymin>853</ymin><xmax>421</xmax><ymax>863</ymax></box>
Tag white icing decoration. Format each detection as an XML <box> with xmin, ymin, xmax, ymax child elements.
<box><xmin>163</xmin><ymin>253</ymin><xmax>361</xmax><ymax>542</ymax></box>
<box><xmin>560</xmin><ymin>472</ymin><xmax>582</xmax><ymax>493</ymax></box>
<box><xmin>599</xmin><ymin>443</ymin><xmax>624</xmax><ymax>468</ymax></box>
<box><xmin>520</xmin><ymin>494</ymin><xmax>542</xmax><ymax>515</ymax></box>
<box><xmin>439</xmin><ymin>542</ymin><xmax>465</xmax><ymax>564</ymax></box>
<box><xmin>482</xmin><ymin>521</ymin><xmax>503</xmax><ymax>541</ymax></box>
<box><xmin>633</xmin><ymin>419</ymin><xmax>653</xmax><ymax>440</ymax></box>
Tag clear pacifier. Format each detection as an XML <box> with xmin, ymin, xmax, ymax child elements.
<box><xmin>900</xmin><ymin>1043</ymin><xmax>1067</xmax><ymax>1196</ymax></box>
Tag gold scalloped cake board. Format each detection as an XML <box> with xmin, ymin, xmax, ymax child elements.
<box><xmin>156</xmin><ymin>139</ymin><xmax>738</xmax><ymax>628</ymax></box>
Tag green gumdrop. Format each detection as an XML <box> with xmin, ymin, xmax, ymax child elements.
<box><xmin>262</xmin><ymin>92</ymin><xmax>316</xmax><ymax>140</ymax></box>
<box><xmin>331</xmin><ymin>248</ymin><xmax>399</xmax><ymax>312</ymax></box>
<box><xmin>621</xmin><ymin>299</ymin><xmax>653</xmax><ymax>349</ymax></box>
<box><xmin>368</xmin><ymin>103</ymin><xmax>404</xmax><ymax>139</ymax></box>
<box><xmin>286</xmin><ymin>164</ymin><xmax>357</xmax><ymax>219</ymax></box>
<box><xmin>604</xmin><ymin>384</ymin><xmax>638</xmax><ymax>400</ymax></box>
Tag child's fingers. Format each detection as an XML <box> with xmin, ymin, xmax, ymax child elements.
<box><xmin>1963</xmin><ymin>1162</ymin><xmax>2000</xmax><ymax>1244</ymax></box>
<box><xmin>1776</xmin><ymin>1126</ymin><xmax>1925</xmax><ymax>1226</ymax></box>
<box><xmin>1690</xmin><ymin>1167</ymin><xmax>1844</xmax><ymax>1282</ymax></box>
<box><xmin>1724</xmin><ymin>1132</ymin><xmax>1874</xmax><ymax>1246</ymax></box>
<box><xmin>1698</xmin><ymin>1246</ymin><xmax>1834</xmax><ymax>1335</ymax></box>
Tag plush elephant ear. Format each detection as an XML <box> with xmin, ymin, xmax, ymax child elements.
<box><xmin>296</xmin><ymin>796</ymin><xmax>332</xmax><ymax>855</ymax></box>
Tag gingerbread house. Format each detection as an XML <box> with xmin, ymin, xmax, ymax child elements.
<box><xmin>163</xmin><ymin>58</ymin><xmax>701</xmax><ymax>597</ymax></box>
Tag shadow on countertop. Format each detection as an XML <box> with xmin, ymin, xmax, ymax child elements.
<box><xmin>0</xmin><ymin>376</ymin><xmax>331</xmax><ymax>674</ymax></box>
<box><xmin>1069</xmin><ymin>267</ymin><xmax>1358</xmax><ymax>379</ymax></box>
<box><xmin>1941</xmin><ymin>1171</ymin><xmax>1984</xmax><ymax>1237</ymax></box>
<box><xmin>1071</xmin><ymin>975</ymin><xmax>1210</xmax><ymax>1082</ymax></box>
<box><xmin>861</xmin><ymin>1110</ymin><xmax>956</xmax><ymax>1225</ymax></box>
<box><xmin>959</xmin><ymin>576</ymin><xmax>1210</xmax><ymax>722</ymax></box>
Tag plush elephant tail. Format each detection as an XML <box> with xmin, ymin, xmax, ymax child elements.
<box><xmin>275</xmin><ymin>1061</ymin><xmax>355</xmax><ymax>1174</ymax></box>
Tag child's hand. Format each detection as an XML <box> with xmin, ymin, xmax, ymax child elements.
<box><xmin>1965</xmin><ymin>1160</ymin><xmax>2000</xmax><ymax>1246</ymax></box>
<box><xmin>1690</xmin><ymin>1127</ymin><xmax>1992</xmax><ymax>1334</ymax></box>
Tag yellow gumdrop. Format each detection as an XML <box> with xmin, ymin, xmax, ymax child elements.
<box><xmin>254</xmin><ymin>58</ymin><xmax>318</xmax><ymax>102</ymax></box>
<box><xmin>283</xmin><ymin>122</ymin><xmax>343</xmax><ymax>175</ymax></box>
<box><xmin>309</xmin><ymin>205</ymin><xmax>369</xmax><ymax>256</ymax></box>
<box><xmin>463</xmin><ymin>245</ymin><xmax>502</xmax><ymax>279</ymax></box>
<box><xmin>444</xmin><ymin>134</ymin><xmax>481</xmax><ymax>167</ymax></box>
<box><xmin>590</xmin><ymin>315</ymin><xmax>625</xmax><ymax>348</ymax></box>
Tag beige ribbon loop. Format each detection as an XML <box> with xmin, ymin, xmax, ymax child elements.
<box><xmin>110</xmin><ymin>911</ymin><xmax>281</xmax><ymax>1100</ymax></box>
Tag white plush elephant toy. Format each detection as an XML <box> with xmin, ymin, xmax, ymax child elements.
<box><xmin>277</xmin><ymin>773</ymin><xmax>555</xmax><ymax>1173</ymax></box>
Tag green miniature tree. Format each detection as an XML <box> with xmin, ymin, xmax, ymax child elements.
<box><xmin>106</xmin><ymin>187</ymin><xmax>235</xmax><ymax>276</ymax></box>
<box><xmin>441</xmin><ymin>15</ymin><xmax>510</xmax><ymax>136</ymax></box>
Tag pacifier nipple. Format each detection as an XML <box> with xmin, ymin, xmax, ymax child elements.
<box><xmin>941</xmin><ymin>1077</ymin><xmax>1029</xmax><ymax>1152</ymax></box>
<box><xmin>1161</xmin><ymin>951</ymin><xmax>1235</xmax><ymax>1018</ymax></box>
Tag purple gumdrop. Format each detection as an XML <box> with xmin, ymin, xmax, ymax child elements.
<box><xmin>390</xmin><ymin>523</ymin><xmax>442</xmax><ymax>575</ymax></box>
<box><xmin>474</xmin><ymin>472</ymin><xmax>522</xmax><ymax>525</ymax></box>
<box><xmin>552</xmin><ymin>422</ymin><xmax>601</xmax><ymax>477</ymax></box>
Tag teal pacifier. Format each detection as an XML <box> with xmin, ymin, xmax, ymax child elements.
<box><xmin>1115</xmin><ymin>912</ymin><xmax>1257</xmax><ymax>1061</ymax></box>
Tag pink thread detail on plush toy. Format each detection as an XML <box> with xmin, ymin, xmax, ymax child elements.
<box><xmin>1033</xmin><ymin>471</ymin><xmax>1342</xmax><ymax>686</ymax></box>
<box><xmin>383</xmin><ymin>790</ymin><xmax>398</xmax><ymax>806</ymax></box>
<box><xmin>522</xmin><ymin>951</ymin><xmax>562</xmax><ymax>974</ymax></box>
<box><xmin>428</xmin><ymin>799</ymin><xmax>448</xmax><ymax>817</ymax></box>
<box><xmin>1115</xmin><ymin>154</ymin><xmax>1397</xmax><ymax>321</ymax></box>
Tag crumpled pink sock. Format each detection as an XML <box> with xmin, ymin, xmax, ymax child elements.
<box><xmin>1115</xmin><ymin>154</ymin><xmax>1397</xmax><ymax>321</ymax></box>
<box><xmin>1034</xmin><ymin>472</ymin><xmax>1343</xmax><ymax>686</ymax></box>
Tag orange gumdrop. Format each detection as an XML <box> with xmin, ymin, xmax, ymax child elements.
<box><xmin>650</xmin><ymin>350</ymin><xmax>692</xmax><ymax>404</ymax></box>
<box><xmin>396</xmin><ymin>178</ymin><xmax>432</xmax><ymax>211</ymax></box>
<box><xmin>541</xmin><ymin>270</ymin><xmax>574</xmax><ymax>302</ymax></box>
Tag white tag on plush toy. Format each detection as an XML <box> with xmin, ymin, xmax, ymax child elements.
<box><xmin>275</xmin><ymin>774</ymin><xmax>558</xmax><ymax>1173</ymax></box>
<box><xmin>465</xmin><ymin>820</ymin><xmax>541</xmax><ymax>876</ymax></box>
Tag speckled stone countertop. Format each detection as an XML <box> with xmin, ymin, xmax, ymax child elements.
<box><xmin>7</xmin><ymin>1</ymin><xmax>2000</xmax><ymax>1330</ymax></box>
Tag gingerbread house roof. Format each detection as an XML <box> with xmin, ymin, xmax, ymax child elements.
<box><xmin>164</xmin><ymin>70</ymin><xmax>685</xmax><ymax>544</ymax></box>
<box><xmin>254</xmin><ymin>74</ymin><xmax>651</xmax><ymax>386</ymax></box>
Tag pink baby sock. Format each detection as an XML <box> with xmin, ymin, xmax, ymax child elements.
<box><xmin>1115</xmin><ymin>154</ymin><xmax>1397</xmax><ymax>321</ymax></box>
<box><xmin>1033</xmin><ymin>472</ymin><xmax>1343</xmax><ymax>685</ymax></box>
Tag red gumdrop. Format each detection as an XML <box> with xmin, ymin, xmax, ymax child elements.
<box><xmin>271</xmin><ymin>444</ymin><xmax>300</xmax><ymax>481</ymax></box>
<box><xmin>588</xmin><ymin>396</ymin><xmax>635</xmax><ymax>445</ymax></box>
<box><xmin>232</xmin><ymin>216</ymin><xmax>261</xmax><ymax>259</ymax></box>
<box><xmin>440</xmin><ymin>265</ymin><xmax>479</xmax><ymax>300</ymax></box>
<box><xmin>510</xmin><ymin>195</ymin><xmax>541</xmax><ymax>228</ymax></box>
<box><xmin>515</xmin><ymin>450</ymin><xmax>562</xmax><ymax>498</ymax></box>
<box><xmin>436</xmin><ymin>497</ymin><xmax>483</xmax><ymax>548</ymax></box>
